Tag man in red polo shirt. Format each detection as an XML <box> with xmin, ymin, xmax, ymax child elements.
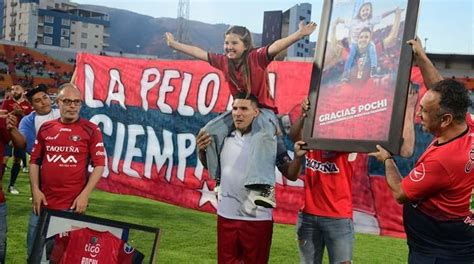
<box><xmin>27</xmin><ymin>83</ymin><xmax>106</xmax><ymax>257</ymax></box>
<box><xmin>370</xmin><ymin>38</ymin><xmax>474</xmax><ymax>263</ymax></box>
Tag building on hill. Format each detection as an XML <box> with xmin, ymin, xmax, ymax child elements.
<box><xmin>262</xmin><ymin>3</ymin><xmax>313</xmax><ymax>60</ymax></box>
<box><xmin>2</xmin><ymin>0</ymin><xmax>110</xmax><ymax>53</ymax></box>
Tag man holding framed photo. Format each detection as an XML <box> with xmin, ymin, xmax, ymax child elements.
<box><xmin>304</xmin><ymin>0</ymin><xmax>420</xmax><ymax>154</ymax></box>
<box><xmin>369</xmin><ymin>39</ymin><xmax>474</xmax><ymax>263</ymax></box>
<box><xmin>27</xmin><ymin>83</ymin><xmax>106</xmax><ymax>258</ymax></box>
<box><xmin>286</xmin><ymin>88</ymin><xmax>418</xmax><ymax>263</ymax></box>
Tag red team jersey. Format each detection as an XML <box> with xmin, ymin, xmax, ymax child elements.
<box><xmin>30</xmin><ymin>118</ymin><xmax>106</xmax><ymax>210</ymax></box>
<box><xmin>302</xmin><ymin>151</ymin><xmax>353</xmax><ymax>218</ymax></box>
<box><xmin>208</xmin><ymin>46</ymin><xmax>277</xmax><ymax>112</ymax></box>
<box><xmin>401</xmin><ymin>114</ymin><xmax>474</xmax><ymax>259</ymax></box>
<box><xmin>0</xmin><ymin>119</ymin><xmax>11</xmax><ymax>203</ymax></box>
<box><xmin>1</xmin><ymin>98</ymin><xmax>32</xmax><ymax>124</ymax></box>
<box><xmin>49</xmin><ymin>228</ymin><xmax>144</xmax><ymax>264</ymax></box>
<box><xmin>402</xmin><ymin>116</ymin><xmax>474</xmax><ymax>220</ymax></box>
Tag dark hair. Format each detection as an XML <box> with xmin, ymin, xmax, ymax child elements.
<box><xmin>224</xmin><ymin>26</ymin><xmax>254</xmax><ymax>95</ymax></box>
<box><xmin>25</xmin><ymin>84</ymin><xmax>48</xmax><ymax>103</ymax></box>
<box><xmin>431</xmin><ymin>79</ymin><xmax>471</xmax><ymax>122</ymax></box>
<box><xmin>359</xmin><ymin>27</ymin><xmax>372</xmax><ymax>36</ymax></box>
<box><xmin>234</xmin><ymin>91</ymin><xmax>259</xmax><ymax>107</ymax></box>
<box><xmin>225</xmin><ymin>26</ymin><xmax>253</xmax><ymax>49</ymax></box>
<box><xmin>356</xmin><ymin>2</ymin><xmax>373</xmax><ymax>20</ymax></box>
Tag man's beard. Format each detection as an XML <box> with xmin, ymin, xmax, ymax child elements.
<box><xmin>13</xmin><ymin>94</ymin><xmax>22</xmax><ymax>100</ymax></box>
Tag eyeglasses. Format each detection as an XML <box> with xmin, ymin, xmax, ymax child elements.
<box><xmin>59</xmin><ymin>98</ymin><xmax>82</xmax><ymax>106</ymax></box>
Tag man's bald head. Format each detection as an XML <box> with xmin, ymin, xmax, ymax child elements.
<box><xmin>57</xmin><ymin>83</ymin><xmax>82</xmax><ymax>123</ymax></box>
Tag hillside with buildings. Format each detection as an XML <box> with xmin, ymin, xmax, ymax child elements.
<box><xmin>78</xmin><ymin>4</ymin><xmax>247</xmax><ymax>58</ymax></box>
<box><xmin>0</xmin><ymin>0</ymin><xmax>470</xmax><ymax>93</ymax></box>
<box><xmin>1</xmin><ymin>0</ymin><xmax>264</xmax><ymax>58</ymax></box>
<box><xmin>2</xmin><ymin>0</ymin><xmax>322</xmax><ymax>58</ymax></box>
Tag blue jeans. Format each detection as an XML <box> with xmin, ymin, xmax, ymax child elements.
<box><xmin>0</xmin><ymin>203</ymin><xmax>6</xmax><ymax>264</ymax></box>
<box><xmin>26</xmin><ymin>211</ymin><xmax>40</xmax><ymax>257</ymax></box>
<box><xmin>296</xmin><ymin>212</ymin><xmax>354</xmax><ymax>264</ymax></box>
<box><xmin>203</xmin><ymin>108</ymin><xmax>284</xmax><ymax>186</ymax></box>
<box><xmin>343</xmin><ymin>42</ymin><xmax>378</xmax><ymax>78</ymax></box>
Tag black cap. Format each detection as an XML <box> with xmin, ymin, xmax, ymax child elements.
<box><xmin>25</xmin><ymin>84</ymin><xmax>48</xmax><ymax>103</ymax></box>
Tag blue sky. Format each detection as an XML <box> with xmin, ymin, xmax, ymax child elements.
<box><xmin>75</xmin><ymin>0</ymin><xmax>474</xmax><ymax>55</ymax></box>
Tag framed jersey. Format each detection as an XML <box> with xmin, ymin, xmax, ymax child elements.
<box><xmin>303</xmin><ymin>0</ymin><xmax>420</xmax><ymax>154</ymax></box>
<box><xmin>29</xmin><ymin>210</ymin><xmax>161</xmax><ymax>264</ymax></box>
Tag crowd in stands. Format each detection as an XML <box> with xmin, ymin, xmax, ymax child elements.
<box><xmin>0</xmin><ymin>45</ymin><xmax>74</xmax><ymax>92</ymax></box>
<box><xmin>454</xmin><ymin>76</ymin><xmax>474</xmax><ymax>90</ymax></box>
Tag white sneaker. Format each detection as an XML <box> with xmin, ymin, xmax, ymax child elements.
<box><xmin>22</xmin><ymin>167</ymin><xmax>29</xmax><ymax>173</ymax></box>
<box><xmin>252</xmin><ymin>185</ymin><xmax>276</xmax><ymax>208</ymax></box>
<box><xmin>8</xmin><ymin>186</ymin><xmax>19</xmax><ymax>195</ymax></box>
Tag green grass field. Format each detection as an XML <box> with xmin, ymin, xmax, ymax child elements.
<box><xmin>2</xmin><ymin>168</ymin><xmax>472</xmax><ymax>263</ymax></box>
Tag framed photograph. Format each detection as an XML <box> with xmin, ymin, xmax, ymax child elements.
<box><xmin>29</xmin><ymin>210</ymin><xmax>161</xmax><ymax>264</ymax></box>
<box><xmin>303</xmin><ymin>0</ymin><xmax>420</xmax><ymax>154</ymax></box>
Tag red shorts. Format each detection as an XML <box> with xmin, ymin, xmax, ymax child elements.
<box><xmin>217</xmin><ymin>215</ymin><xmax>273</xmax><ymax>264</ymax></box>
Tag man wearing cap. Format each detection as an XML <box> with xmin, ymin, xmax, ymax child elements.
<box><xmin>20</xmin><ymin>84</ymin><xmax>60</xmax><ymax>154</ymax></box>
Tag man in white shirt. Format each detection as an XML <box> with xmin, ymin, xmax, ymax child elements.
<box><xmin>20</xmin><ymin>84</ymin><xmax>60</xmax><ymax>154</ymax></box>
<box><xmin>196</xmin><ymin>92</ymin><xmax>300</xmax><ymax>263</ymax></box>
<box><xmin>15</xmin><ymin>84</ymin><xmax>61</xmax><ymax>257</ymax></box>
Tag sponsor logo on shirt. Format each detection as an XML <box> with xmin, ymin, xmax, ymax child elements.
<box><xmin>85</xmin><ymin>242</ymin><xmax>101</xmax><ymax>258</ymax></box>
<box><xmin>70</xmin><ymin>135</ymin><xmax>81</xmax><ymax>142</ymax></box>
<box><xmin>46</xmin><ymin>145</ymin><xmax>80</xmax><ymax>153</ymax></box>
<box><xmin>95</xmin><ymin>142</ymin><xmax>104</xmax><ymax>147</ymax></box>
<box><xmin>123</xmin><ymin>243</ymin><xmax>135</xmax><ymax>254</ymax></box>
<box><xmin>409</xmin><ymin>163</ymin><xmax>425</xmax><ymax>182</ymax></box>
<box><xmin>45</xmin><ymin>133</ymin><xmax>60</xmax><ymax>141</ymax></box>
<box><xmin>95</xmin><ymin>151</ymin><xmax>105</xmax><ymax>157</ymax></box>
<box><xmin>306</xmin><ymin>158</ymin><xmax>340</xmax><ymax>174</ymax></box>
<box><xmin>46</xmin><ymin>154</ymin><xmax>78</xmax><ymax>164</ymax></box>
<box><xmin>60</xmin><ymin>128</ymin><xmax>72</xmax><ymax>132</ymax></box>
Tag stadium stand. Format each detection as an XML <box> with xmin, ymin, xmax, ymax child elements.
<box><xmin>0</xmin><ymin>43</ymin><xmax>74</xmax><ymax>91</ymax></box>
